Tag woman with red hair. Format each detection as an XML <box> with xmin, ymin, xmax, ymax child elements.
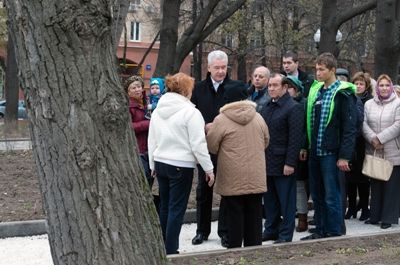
<box><xmin>148</xmin><ymin>72</ymin><xmax>215</xmax><ymax>254</ymax></box>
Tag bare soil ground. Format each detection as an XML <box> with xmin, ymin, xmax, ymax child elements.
<box><xmin>0</xmin><ymin>149</ymin><xmax>220</xmax><ymax>222</ymax></box>
<box><xmin>169</xmin><ymin>232</ymin><xmax>400</xmax><ymax>265</ymax></box>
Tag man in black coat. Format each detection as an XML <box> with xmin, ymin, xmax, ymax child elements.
<box><xmin>261</xmin><ymin>73</ymin><xmax>304</xmax><ymax>243</ymax></box>
<box><xmin>282</xmin><ymin>51</ymin><xmax>314</xmax><ymax>97</ymax></box>
<box><xmin>191</xmin><ymin>50</ymin><xmax>230</xmax><ymax>247</ymax></box>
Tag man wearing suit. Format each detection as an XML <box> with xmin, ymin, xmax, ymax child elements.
<box><xmin>191</xmin><ymin>50</ymin><xmax>230</xmax><ymax>247</ymax></box>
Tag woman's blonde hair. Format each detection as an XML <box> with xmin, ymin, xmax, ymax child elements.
<box><xmin>165</xmin><ymin>73</ymin><xmax>194</xmax><ymax>97</ymax></box>
<box><xmin>351</xmin><ymin>72</ymin><xmax>372</xmax><ymax>94</ymax></box>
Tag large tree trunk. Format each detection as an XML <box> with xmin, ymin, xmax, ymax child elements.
<box><xmin>4</xmin><ymin>30</ymin><xmax>19</xmax><ymax>124</ymax></box>
<box><xmin>374</xmin><ymin>0</ymin><xmax>400</xmax><ymax>81</ymax></box>
<box><xmin>154</xmin><ymin>0</ymin><xmax>180</xmax><ymax>76</ymax></box>
<box><xmin>5</xmin><ymin>1</ymin><xmax>166</xmax><ymax>265</ymax></box>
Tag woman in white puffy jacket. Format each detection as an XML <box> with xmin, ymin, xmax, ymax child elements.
<box><xmin>363</xmin><ymin>74</ymin><xmax>400</xmax><ymax>229</ymax></box>
<box><xmin>148</xmin><ymin>72</ymin><xmax>214</xmax><ymax>254</ymax></box>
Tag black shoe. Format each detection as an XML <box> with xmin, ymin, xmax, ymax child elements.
<box><xmin>273</xmin><ymin>239</ymin><xmax>291</xmax><ymax>244</ymax></box>
<box><xmin>262</xmin><ymin>233</ymin><xmax>278</xmax><ymax>242</ymax></box>
<box><xmin>344</xmin><ymin>208</ymin><xmax>358</xmax><ymax>219</ymax></box>
<box><xmin>365</xmin><ymin>219</ymin><xmax>378</xmax><ymax>225</ymax></box>
<box><xmin>300</xmin><ymin>233</ymin><xmax>324</xmax><ymax>241</ymax></box>
<box><xmin>191</xmin><ymin>234</ymin><xmax>208</xmax><ymax>245</ymax></box>
<box><xmin>221</xmin><ymin>236</ymin><xmax>229</xmax><ymax>248</ymax></box>
<box><xmin>381</xmin><ymin>223</ymin><xmax>391</xmax><ymax>229</ymax></box>
<box><xmin>308</xmin><ymin>227</ymin><xmax>317</xmax><ymax>234</ymax></box>
<box><xmin>359</xmin><ymin>209</ymin><xmax>370</xmax><ymax>221</ymax></box>
<box><xmin>325</xmin><ymin>233</ymin><xmax>342</xmax><ymax>238</ymax></box>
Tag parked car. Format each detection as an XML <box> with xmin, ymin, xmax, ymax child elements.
<box><xmin>0</xmin><ymin>100</ymin><xmax>28</xmax><ymax>119</ymax></box>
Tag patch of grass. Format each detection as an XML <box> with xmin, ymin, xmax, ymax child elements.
<box><xmin>354</xmin><ymin>246</ymin><xmax>368</xmax><ymax>255</ymax></box>
<box><xmin>302</xmin><ymin>250</ymin><xmax>314</xmax><ymax>257</ymax></box>
<box><xmin>336</xmin><ymin>248</ymin><xmax>353</xmax><ymax>255</ymax></box>
<box><xmin>237</xmin><ymin>257</ymin><xmax>255</xmax><ymax>265</ymax></box>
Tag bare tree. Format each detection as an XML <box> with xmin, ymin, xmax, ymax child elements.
<box><xmin>154</xmin><ymin>0</ymin><xmax>246</xmax><ymax>76</ymax></box>
<box><xmin>374</xmin><ymin>0</ymin><xmax>400</xmax><ymax>82</ymax></box>
<box><xmin>5</xmin><ymin>1</ymin><xmax>166</xmax><ymax>264</ymax></box>
<box><xmin>318</xmin><ymin>0</ymin><xmax>377</xmax><ymax>55</ymax></box>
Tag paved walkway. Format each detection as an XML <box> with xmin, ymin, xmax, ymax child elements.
<box><xmin>1</xmin><ymin>216</ymin><xmax>400</xmax><ymax>265</ymax></box>
<box><xmin>0</xmin><ymin>139</ymin><xmax>31</xmax><ymax>151</ymax></box>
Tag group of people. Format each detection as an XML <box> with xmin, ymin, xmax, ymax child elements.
<box><xmin>126</xmin><ymin>49</ymin><xmax>400</xmax><ymax>255</ymax></box>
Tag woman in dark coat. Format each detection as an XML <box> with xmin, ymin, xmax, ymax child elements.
<box><xmin>344</xmin><ymin>72</ymin><xmax>373</xmax><ymax>221</ymax></box>
<box><xmin>125</xmin><ymin>76</ymin><xmax>152</xmax><ymax>186</ymax></box>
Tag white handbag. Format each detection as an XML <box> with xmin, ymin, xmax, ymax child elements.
<box><xmin>362</xmin><ymin>150</ymin><xmax>393</xmax><ymax>181</ymax></box>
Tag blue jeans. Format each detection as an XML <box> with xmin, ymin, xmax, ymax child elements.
<box><xmin>155</xmin><ymin>161</ymin><xmax>193</xmax><ymax>254</ymax></box>
<box><xmin>309</xmin><ymin>154</ymin><xmax>342</xmax><ymax>236</ymax></box>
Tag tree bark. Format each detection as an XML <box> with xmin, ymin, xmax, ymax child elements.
<box><xmin>4</xmin><ymin>30</ymin><xmax>19</xmax><ymax>124</ymax></box>
<box><xmin>5</xmin><ymin>1</ymin><xmax>166</xmax><ymax>265</ymax></box>
<box><xmin>153</xmin><ymin>0</ymin><xmax>180</xmax><ymax>76</ymax></box>
<box><xmin>319</xmin><ymin>0</ymin><xmax>377</xmax><ymax>56</ymax></box>
<box><xmin>374</xmin><ymin>0</ymin><xmax>400</xmax><ymax>81</ymax></box>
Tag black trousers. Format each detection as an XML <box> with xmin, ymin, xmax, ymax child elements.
<box><xmin>370</xmin><ymin>166</ymin><xmax>400</xmax><ymax>224</ymax></box>
<box><xmin>263</xmin><ymin>174</ymin><xmax>296</xmax><ymax>241</ymax></box>
<box><xmin>195</xmin><ymin>157</ymin><xmax>227</xmax><ymax>238</ymax></box>
<box><xmin>224</xmin><ymin>193</ymin><xmax>263</xmax><ymax>248</ymax></box>
<box><xmin>346</xmin><ymin>182</ymin><xmax>370</xmax><ymax>211</ymax></box>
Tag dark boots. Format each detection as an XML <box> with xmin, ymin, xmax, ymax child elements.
<box><xmin>296</xmin><ymin>213</ymin><xmax>308</xmax><ymax>232</ymax></box>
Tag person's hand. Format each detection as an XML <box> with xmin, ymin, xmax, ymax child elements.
<box><xmin>337</xmin><ymin>159</ymin><xmax>351</xmax><ymax>172</ymax></box>
<box><xmin>371</xmin><ymin>137</ymin><xmax>384</xmax><ymax>149</ymax></box>
<box><xmin>205</xmin><ymin>123</ymin><xmax>213</xmax><ymax>135</ymax></box>
<box><xmin>151</xmin><ymin>170</ymin><xmax>156</xmax><ymax>178</ymax></box>
<box><xmin>205</xmin><ymin>172</ymin><xmax>215</xmax><ymax>187</ymax></box>
<box><xmin>299</xmin><ymin>149</ymin><xmax>308</xmax><ymax>161</ymax></box>
<box><xmin>283</xmin><ymin>165</ymin><xmax>294</xmax><ymax>176</ymax></box>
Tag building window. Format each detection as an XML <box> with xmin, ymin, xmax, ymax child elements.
<box><xmin>250</xmin><ymin>36</ymin><xmax>262</xmax><ymax>48</ymax></box>
<box><xmin>129</xmin><ymin>0</ymin><xmax>141</xmax><ymax>11</ymax></box>
<box><xmin>130</xmin><ymin>21</ymin><xmax>140</xmax><ymax>41</ymax></box>
<box><xmin>221</xmin><ymin>34</ymin><xmax>233</xmax><ymax>48</ymax></box>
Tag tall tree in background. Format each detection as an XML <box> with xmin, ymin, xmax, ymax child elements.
<box><xmin>374</xmin><ymin>0</ymin><xmax>400</xmax><ymax>81</ymax></box>
<box><xmin>154</xmin><ymin>0</ymin><xmax>246</xmax><ymax>76</ymax></box>
<box><xmin>192</xmin><ymin>0</ymin><xmax>204</xmax><ymax>81</ymax></box>
<box><xmin>6</xmin><ymin>1</ymin><xmax>166</xmax><ymax>264</ymax></box>
<box><xmin>4</xmin><ymin>30</ymin><xmax>18</xmax><ymax>124</ymax></box>
<box><xmin>318</xmin><ymin>0</ymin><xmax>377</xmax><ymax>56</ymax></box>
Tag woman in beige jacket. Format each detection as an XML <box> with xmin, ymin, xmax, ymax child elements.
<box><xmin>363</xmin><ymin>74</ymin><xmax>400</xmax><ymax>229</ymax></box>
<box><xmin>206</xmin><ymin>80</ymin><xmax>269</xmax><ymax>248</ymax></box>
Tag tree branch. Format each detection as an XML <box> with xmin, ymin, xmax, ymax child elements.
<box><xmin>337</xmin><ymin>0</ymin><xmax>377</xmax><ymax>27</ymax></box>
<box><xmin>199</xmin><ymin>0</ymin><xmax>246</xmax><ymax>42</ymax></box>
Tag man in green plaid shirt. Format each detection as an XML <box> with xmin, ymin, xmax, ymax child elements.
<box><xmin>302</xmin><ymin>53</ymin><xmax>357</xmax><ymax>240</ymax></box>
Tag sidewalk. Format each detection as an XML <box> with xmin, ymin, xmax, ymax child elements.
<box><xmin>0</xmin><ymin>139</ymin><xmax>31</xmax><ymax>151</ymax></box>
<box><xmin>2</xmin><ymin>215</ymin><xmax>400</xmax><ymax>265</ymax></box>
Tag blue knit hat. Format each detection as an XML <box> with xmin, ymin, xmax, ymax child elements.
<box><xmin>149</xmin><ymin>77</ymin><xmax>165</xmax><ymax>94</ymax></box>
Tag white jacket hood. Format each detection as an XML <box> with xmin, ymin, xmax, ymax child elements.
<box><xmin>156</xmin><ymin>92</ymin><xmax>195</xmax><ymax>119</ymax></box>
